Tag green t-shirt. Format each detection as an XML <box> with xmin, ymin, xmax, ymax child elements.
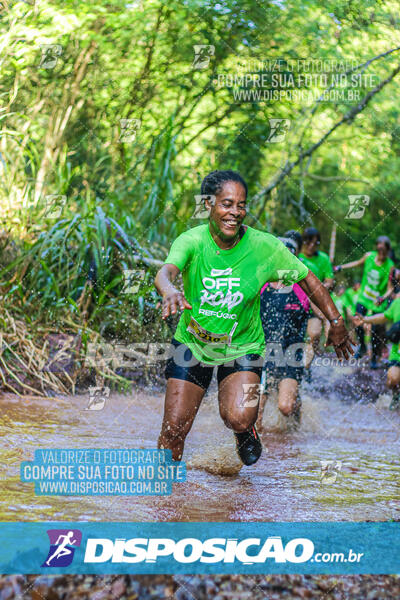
<box><xmin>165</xmin><ymin>224</ymin><xmax>309</xmax><ymax>365</ymax></box>
<box><xmin>358</xmin><ymin>252</ymin><xmax>394</xmax><ymax>313</ymax></box>
<box><xmin>384</xmin><ymin>297</ymin><xmax>400</xmax><ymax>362</ymax></box>
<box><xmin>331</xmin><ymin>293</ymin><xmax>346</xmax><ymax>318</ymax></box>
<box><xmin>342</xmin><ymin>287</ymin><xmax>358</xmax><ymax>315</ymax></box>
<box><xmin>299</xmin><ymin>250</ymin><xmax>333</xmax><ymax>282</ymax></box>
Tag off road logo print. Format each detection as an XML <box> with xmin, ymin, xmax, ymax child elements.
<box><xmin>200</xmin><ymin>268</ymin><xmax>244</xmax><ymax>311</ymax></box>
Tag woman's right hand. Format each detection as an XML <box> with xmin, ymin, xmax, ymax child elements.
<box><xmin>352</xmin><ymin>313</ymin><xmax>364</xmax><ymax>326</ymax></box>
<box><xmin>162</xmin><ymin>289</ymin><xmax>192</xmax><ymax>319</ymax></box>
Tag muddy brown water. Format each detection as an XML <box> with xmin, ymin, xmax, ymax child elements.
<box><xmin>1</xmin><ymin>361</ymin><xmax>400</xmax><ymax>522</ymax></box>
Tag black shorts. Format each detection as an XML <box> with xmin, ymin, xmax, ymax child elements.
<box><xmin>308</xmin><ymin>309</ymin><xmax>320</xmax><ymax>320</ymax></box>
<box><xmin>263</xmin><ymin>364</ymin><xmax>304</xmax><ymax>391</ymax></box>
<box><xmin>387</xmin><ymin>360</ymin><xmax>400</xmax><ymax>369</ymax></box>
<box><xmin>355</xmin><ymin>302</ymin><xmax>368</xmax><ymax>317</ymax></box>
<box><xmin>165</xmin><ymin>338</ymin><xmax>263</xmax><ymax>390</ymax></box>
<box><xmin>262</xmin><ymin>339</ymin><xmax>305</xmax><ymax>389</ymax></box>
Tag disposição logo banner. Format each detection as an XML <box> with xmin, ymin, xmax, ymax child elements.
<box><xmin>42</xmin><ymin>529</ymin><xmax>82</xmax><ymax>567</ymax></box>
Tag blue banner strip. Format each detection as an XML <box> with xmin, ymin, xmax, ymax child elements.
<box><xmin>0</xmin><ymin>522</ymin><xmax>398</xmax><ymax>574</ymax></box>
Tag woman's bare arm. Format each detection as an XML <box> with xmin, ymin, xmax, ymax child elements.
<box><xmin>298</xmin><ymin>271</ymin><xmax>354</xmax><ymax>359</ymax></box>
<box><xmin>154</xmin><ymin>264</ymin><xmax>192</xmax><ymax>319</ymax></box>
<box><xmin>376</xmin><ymin>268</ymin><xmax>395</xmax><ymax>305</ymax></box>
<box><xmin>354</xmin><ymin>312</ymin><xmax>388</xmax><ymax>326</ymax></box>
<box><xmin>309</xmin><ymin>300</ymin><xmax>325</xmax><ymax>320</ymax></box>
<box><xmin>336</xmin><ymin>253</ymin><xmax>369</xmax><ymax>271</ymax></box>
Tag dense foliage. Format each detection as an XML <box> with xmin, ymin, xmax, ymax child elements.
<box><xmin>1</xmin><ymin>0</ymin><xmax>400</xmax><ymax>339</ymax></box>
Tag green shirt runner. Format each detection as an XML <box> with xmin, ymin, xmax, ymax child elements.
<box><xmin>384</xmin><ymin>297</ymin><xmax>400</xmax><ymax>363</ymax></box>
<box><xmin>299</xmin><ymin>250</ymin><xmax>333</xmax><ymax>281</ymax></box>
<box><xmin>342</xmin><ymin>287</ymin><xmax>358</xmax><ymax>315</ymax></box>
<box><xmin>165</xmin><ymin>224</ymin><xmax>309</xmax><ymax>365</ymax></box>
<box><xmin>358</xmin><ymin>251</ymin><xmax>394</xmax><ymax>313</ymax></box>
<box><xmin>331</xmin><ymin>293</ymin><xmax>346</xmax><ymax>318</ymax></box>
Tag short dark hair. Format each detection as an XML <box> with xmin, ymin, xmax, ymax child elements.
<box><xmin>278</xmin><ymin>237</ymin><xmax>298</xmax><ymax>255</ymax></box>
<box><xmin>200</xmin><ymin>170</ymin><xmax>248</xmax><ymax>198</ymax></box>
<box><xmin>303</xmin><ymin>227</ymin><xmax>321</xmax><ymax>243</ymax></box>
<box><xmin>376</xmin><ymin>235</ymin><xmax>391</xmax><ymax>250</ymax></box>
<box><xmin>284</xmin><ymin>230</ymin><xmax>303</xmax><ymax>252</ymax></box>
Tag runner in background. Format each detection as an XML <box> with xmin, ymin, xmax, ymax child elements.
<box><xmin>354</xmin><ymin>293</ymin><xmax>400</xmax><ymax>409</ymax></box>
<box><xmin>341</xmin><ymin>280</ymin><xmax>361</xmax><ymax>334</ymax></box>
<box><xmin>257</xmin><ymin>237</ymin><xmax>310</xmax><ymax>430</ymax></box>
<box><xmin>342</xmin><ymin>281</ymin><xmax>361</xmax><ymax>317</ymax></box>
<box><xmin>376</xmin><ymin>264</ymin><xmax>400</xmax><ymax>307</ymax></box>
<box><xmin>335</xmin><ymin>236</ymin><xmax>394</xmax><ymax>368</ymax></box>
<box><xmin>284</xmin><ymin>230</ymin><xmax>303</xmax><ymax>255</ymax></box>
<box><xmin>389</xmin><ymin>266</ymin><xmax>400</xmax><ymax>296</ymax></box>
<box><xmin>331</xmin><ymin>284</ymin><xmax>347</xmax><ymax>323</ymax></box>
<box><xmin>155</xmin><ymin>170</ymin><xmax>354</xmax><ymax>466</ymax></box>
<box><xmin>299</xmin><ymin>227</ymin><xmax>334</xmax><ymax>381</ymax></box>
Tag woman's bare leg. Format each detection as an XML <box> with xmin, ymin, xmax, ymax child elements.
<box><xmin>158</xmin><ymin>378</ymin><xmax>206</xmax><ymax>460</ymax></box>
<box><xmin>277</xmin><ymin>378</ymin><xmax>299</xmax><ymax>416</ymax></box>
<box><xmin>388</xmin><ymin>366</ymin><xmax>400</xmax><ymax>410</ymax></box>
<box><xmin>218</xmin><ymin>371</ymin><xmax>260</xmax><ymax>432</ymax></box>
<box><xmin>388</xmin><ymin>366</ymin><xmax>400</xmax><ymax>389</ymax></box>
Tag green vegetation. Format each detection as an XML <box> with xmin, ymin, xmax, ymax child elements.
<box><xmin>1</xmin><ymin>0</ymin><xmax>400</xmax><ymax>391</ymax></box>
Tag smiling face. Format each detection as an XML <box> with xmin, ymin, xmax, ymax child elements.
<box><xmin>206</xmin><ymin>180</ymin><xmax>247</xmax><ymax>241</ymax></box>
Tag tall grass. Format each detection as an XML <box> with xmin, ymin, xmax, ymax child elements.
<box><xmin>0</xmin><ymin>113</ymin><xmax>185</xmax><ymax>395</ymax></box>
<box><xmin>0</xmin><ymin>203</ymin><xmax>166</xmax><ymax>340</ymax></box>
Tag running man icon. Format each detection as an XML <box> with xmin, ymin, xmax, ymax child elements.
<box><xmin>42</xmin><ymin>529</ymin><xmax>82</xmax><ymax>567</ymax></box>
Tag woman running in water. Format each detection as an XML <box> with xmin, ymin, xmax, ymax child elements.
<box><xmin>257</xmin><ymin>235</ymin><xmax>311</xmax><ymax>430</ymax></box>
<box><xmin>155</xmin><ymin>170</ymin><xmax>353</xmax><ymax>465</ymax></box>
<box><xmin>354</xmin><ymin>292</ymin><xmax>400</xmax><ymax>409</ymax></box>
<box><xmin>335</xmin><ymin>236</ymin><xmax>394</xmax><ymax>368</ymax></box>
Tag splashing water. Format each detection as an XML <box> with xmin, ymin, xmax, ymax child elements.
<box><xmin>187</xmin><ymin>444</ymin><xmax>243</xmax><ymax>477</ymax></box>
<box><xmin>1</xmin><ymin>361</ymin><xmax>400</xmax><ymax>522</ymax></box>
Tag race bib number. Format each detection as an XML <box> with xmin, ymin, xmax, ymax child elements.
<box><xmin>363</xmin><ymin>286</ymin><xmax>379</xmax><ymax>300</ymax></box>
<box><xmin>186</xmin><ymin>316</ymin><xmax>238</xmax><ymax>346</ymax></box>
<box><xmin>364</xmin><ymin>270</ymin><xmax>380</xmax><ymax>300</ymax></box>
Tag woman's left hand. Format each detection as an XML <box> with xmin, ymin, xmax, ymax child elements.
<box><xmin>325</xmin><ymin>319</ymin><xmax>355</xmax><ymax>359</ymax></box>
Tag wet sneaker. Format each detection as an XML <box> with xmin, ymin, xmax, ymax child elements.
<box><xmin>354</xmin><ymin>345</ymin><xmax>367</xmax><ymax>359</ymax></box>
<box><xmin>234</xmin><ymin>426</ymin><xmax>262</xmax><ymax>466</ymax></box>
<box><xmin>389</xmin><ymin>393</ymin><xmax>400</xmax><ymax>411</ymax></box>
